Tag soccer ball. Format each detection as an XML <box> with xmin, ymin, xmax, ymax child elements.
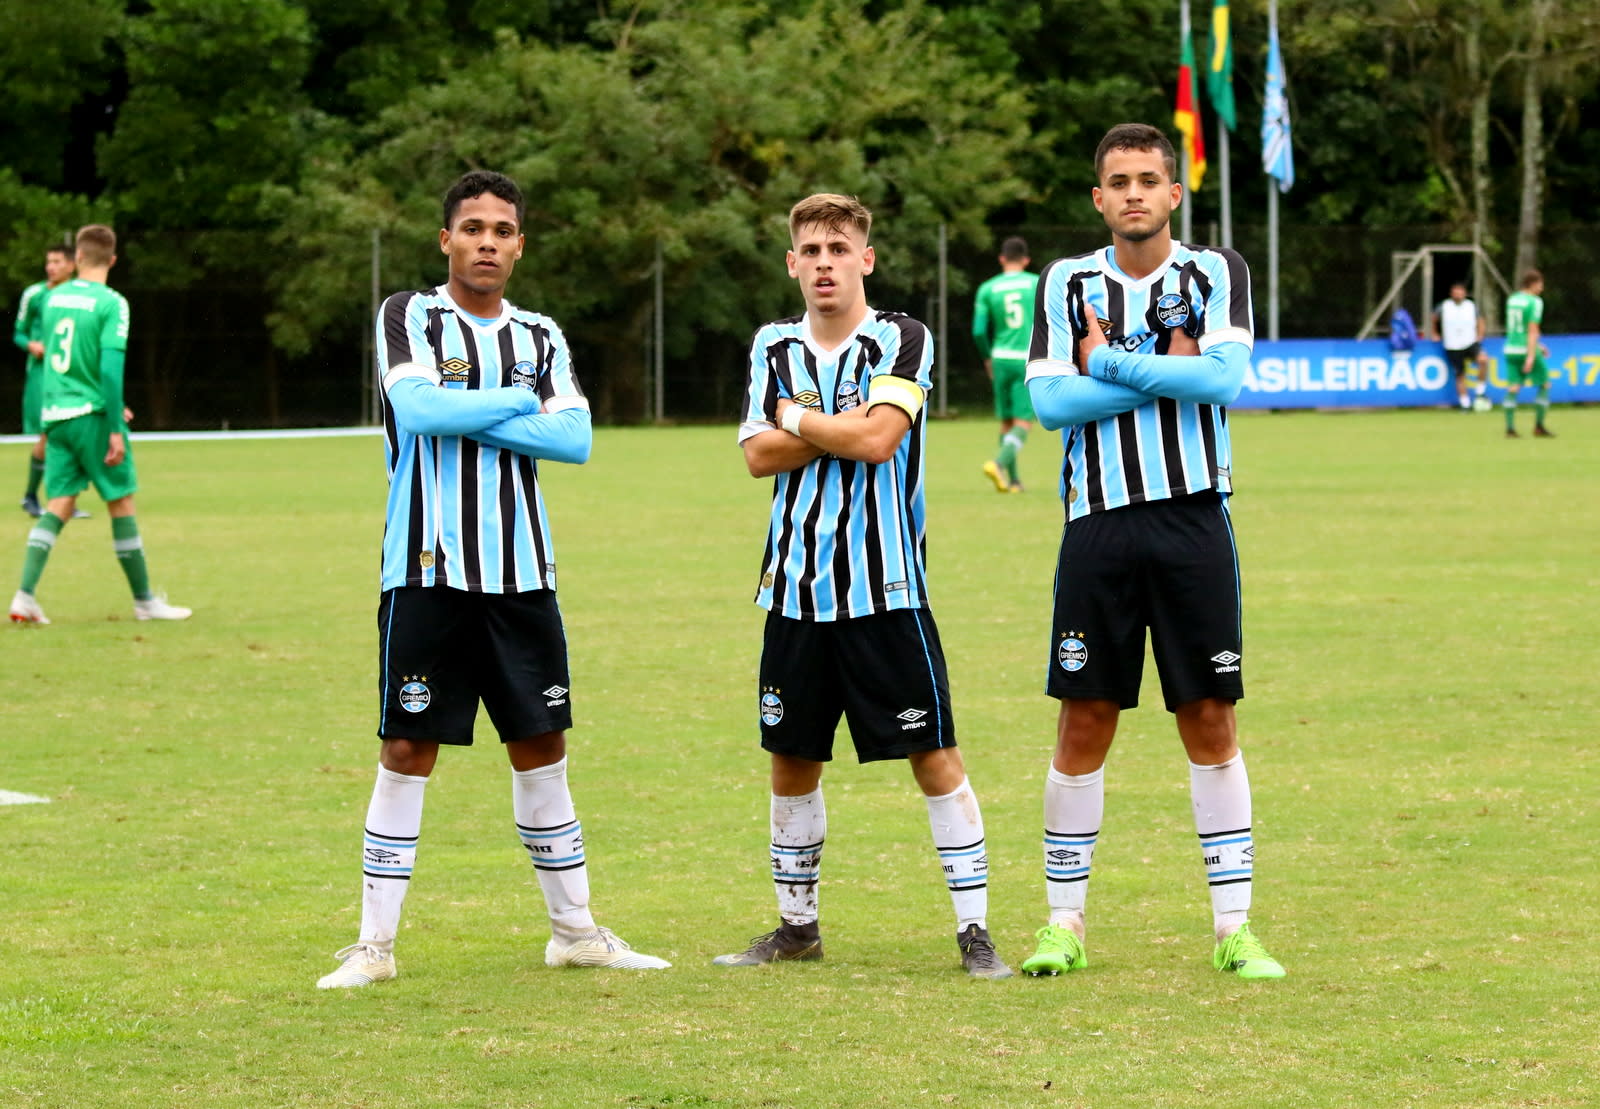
<box><xmin>1472</xmin><ymin>395</ymin><xmax>1493</xmax><ymax>412</ymax></box>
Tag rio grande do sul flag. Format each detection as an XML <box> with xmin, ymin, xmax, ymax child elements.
<box><xmin>1175</xmin><ymin>30</ymin><xmax>1207</xmax><ymax>191</ymax></box>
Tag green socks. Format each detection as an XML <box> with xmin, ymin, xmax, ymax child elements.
<box><xmin>20</xmin><ymin>512</ymin><xmax>64</xmax><ymax>594</ymax></box>
<box><xmin>997</xmin><ymin>426</ymin><xmax>1029</xmax><ymax>485</ymax></box>
<box><xmin>26</xmin><ymin>457</ymin><xmax>44</xmax><ymax>499</ymax></box>
<box><xmin>112</xmin><ymin>515</ymin><xmax>152</xmax><ymax>601</ymax></box>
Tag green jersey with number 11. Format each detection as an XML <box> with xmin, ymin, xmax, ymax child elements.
<box><xmin>39</xmin><ymin>278</ymin><xmax>130</xmax><ymax>429</ymax></box>
<box><xmin>1502</xmin><ymin>290</ymin><xmax>1543</xmax><ymax>355</ymax></box>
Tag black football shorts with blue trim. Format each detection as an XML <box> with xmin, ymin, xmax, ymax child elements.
<box><xmin>758</xmin><ymin>608</ymin><xmax>957</xmax><ymax>763</ymax></box>
<box><xmin>377</xmin><ymin>585</ymin><xmax>573</xmax><ymax>744</ymax></box>
<box><xmin>1047</xmin><ymin>491</ymin><xmax>1244</xmax><ymax>712</ymax></box>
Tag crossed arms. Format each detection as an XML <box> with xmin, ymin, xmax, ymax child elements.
<box><xmin>382</xmin><ymin>364</ymin><xmax>591</xmax><ymax>464</ymax></box>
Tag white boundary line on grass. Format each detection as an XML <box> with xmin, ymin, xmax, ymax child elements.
<box><xmin>1</xmin><ymin>426</ymin><xmax>383</xmax><ymax>446</ymax></box>
<box><xmin>1</xmin><ymin>789</ymin><xmax>51</xmax><ymax>806</ymax></box>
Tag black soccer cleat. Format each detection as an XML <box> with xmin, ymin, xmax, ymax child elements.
<box><xmin>957</xmin><ymin>923</ymin><xmax>1013</xmax><ymax>979</ymax></box>
<box><xmin>712</xmin><ymin>921</ymin><xmax>823</xmax><ymax>966</ymax></box>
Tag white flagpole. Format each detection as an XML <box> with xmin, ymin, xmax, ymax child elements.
<box><xmin>1180</xmin><ymin>0</ymin><xmax>1193</xmax><ymax>243</ymax></box>
<box><xmin>1220</xmin><ymin>127</ymin><xmax>1232</xmax><ymax>248</ymax></box>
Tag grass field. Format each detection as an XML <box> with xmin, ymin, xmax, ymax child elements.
<box><xmin>1</xmin><ymin>409</ymin><xmax>1596</xmax><ymax>1108</ymax></box>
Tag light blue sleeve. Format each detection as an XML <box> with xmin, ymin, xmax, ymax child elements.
<box><xmin>1084</xmin><ymin>341</ymin><xmax>1251</xmax><ymax>407</ymax></box>
<box><xmin>383</xmin><ymin>374</ymin><xmax>542</xmax><ymax>437</ymax></box>
<box><xmin>1027</xmin><ymin>372</ymin><xmax>1155</xmax><ymax>430</ymax></box>
<box><xmin>468</xmin><ymin>406</ymin><xmax>592</xmax><ymax>465</ymax></box>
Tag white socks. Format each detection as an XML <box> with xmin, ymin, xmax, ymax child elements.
<box><xmin>513</xmin><ymin>758</ymin><xmax>594</xmax><ymax>935</ymax></box>
<box><xmin>1190</xmin><ymin>754</ymin><xmax>1254</xmax><ymax>938</ymax></box>
<box><xmin>925</xmin><ymin>777</ymin><xmax>990</xmax><ymax>931</ymax></box>
<box><xmin>358</xmin><ymin>765</ymin><xmax>428</xmax><ymax>953</ymax></box>
<box><xmin>1042</xmin><ymin>766</ymin><xmax>1102</xmax><ymax>933</ymax></box>
<box><xmin>770</xmin><ymin>789</ymin><xmax>825</xmax><ymax>925</ymax></box>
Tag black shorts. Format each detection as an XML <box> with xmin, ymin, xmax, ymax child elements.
<box><xmin>759</xmin><ymin>608</ymin><xmax>957</xmax><ymax>763</ymax></box>
<box><xmin>377</xmin><ymin>586</ymin><xmax>573</xmax><ymax>744</ymax></box>
<box><xmin>1445</xmin><ymin>344</ymin><xmax>1481</xmax><ymax>375</ymax></box>
<box><xmin>1046</xmin><ymin>492</ymin><xmax>1243</xmax><ymax>712</ymax></box>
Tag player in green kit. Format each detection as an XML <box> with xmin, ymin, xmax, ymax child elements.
<box><xmin>12</xmin><ymin>244</ymin><xmax>89</xmax><ymax>518</ymax></box>
<box><xmin>8</xmin><ymin>225</ymin><xmax>191</xmax><ymax>625</ymax></box>
<box><xmin>973</xmin><ymin>237</ymin><xmax>1039</xmax><ymax>492</ymax></box>
<box><xmin>1501</xmin><ymin>269</ymin><xmax>1553</xmax><ymax>439</ymax></box>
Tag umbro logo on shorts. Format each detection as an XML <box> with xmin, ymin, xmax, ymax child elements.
<box><xmin>897</xmin><ymin>708</ymin><xmax>928</xmax><ymax>731</ymax></box>
<box><xmin>1210</xmin><ymin>650</ymin><xmax>1241</xmax><ymax>674</ymax></box>
<box><xmin>543</xmin><ymin>684</ymin><xmax>569</xmax><ymax>706</ymax></box>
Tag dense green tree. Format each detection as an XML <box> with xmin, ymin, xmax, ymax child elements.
<box><xmin>271</xmin><ymin>0</ymin><xmax>1036</xmax><ymax>422</ymax></box>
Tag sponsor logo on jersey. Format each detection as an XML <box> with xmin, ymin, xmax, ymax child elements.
<box><xmin>884</xmin><ymin>580</ymin><xmax>908</xmax><ymax>593</ymax></box>
<box><xmin>791</xmin><ymin>390</ymin><xmax>822</xmax><ymax>409</ymax></box>
<box><xmin>440</xmin><ymin>358</ymin><xmax>471</xmax><ymax>381</ymax></box>
<box><xmin>761</xmin><ymin>571</ymin><xmax>774</xmax><ymax>589</ymax></box>
<box><xmin>760</xmin><ymin>690</ymin><xmax>784</xmax><ymax>727</ymax></box>
<box><xmin>1058</xmin><ymin>636</ymin><xmax>1089</xmax><ymax>672</ymax></box>
<box><xmin>399</xmin><ymin>679</ymin><xmax>431</xmax><ymax>713</ymax></box>
<box><xmin>1156</xmin><ymin>292</ymin><xmax>1191</xmax><ymax>329</ymax></box>
<box><xmin>543</xmin><ymin>684</ymin><xmax>569</xmax><ymax>707</ymax></box>
<box><xmin>1210</xmin><ymin>649</ymin><xmax>1241</xmax><ymax>673</ymax></box>
<box><xmin>418</xmin><ymin>550</ymin><xmax>434</xmax><ymax>569</ymax></box>
<box><xmin>509</xmin><ymin>360</ymin><xmax>538</xmax><ymax>390</ymax></box>
<box><xmin>835</xmin><ymin>379</ymin><xmax>861</xmax><ymax>411</ymax></box>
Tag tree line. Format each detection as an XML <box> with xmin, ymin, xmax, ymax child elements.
<box><xmin>3</xmin><ymin>0</ymin><xmax>1595</xmax><ymax>426</ymax></box>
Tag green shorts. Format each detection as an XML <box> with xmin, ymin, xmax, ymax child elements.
<box><xmin>992</xmin><ymin>355</ymin><xmax>1035</xmax><ymax>422</ymax></box>
<box><xmin>1504</xmin><ymin>350</ymin><xmax>1548</xmax><ymax>389</ymax></box>
<box><xmin>21</xmin><ymin>366</ymin><xmax>43</xmax><ymax>436</ymax></box>
<box><xmin>44</xmin><ymin>411</ymin><xmax>139</xmax><ymax>502</ymax></box>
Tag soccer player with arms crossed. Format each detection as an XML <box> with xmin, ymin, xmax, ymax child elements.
<box><xmin>1018</xmin><ymin>124</ymin><xmax>1284</xmax><ymax>980</ymax></box>
<box><xmin>718</xmin><ymin>193</ymin><xmax>1010</xmax><ymax>978</ymax></box>
<box><xmin>317</xmin><ymin>171</ymin><xmax>668</xmax><ymax>988</ymax></box>
<box><xmin>9</xmin><ymin>226</ymin><xmax>189</xmax><ymax>625</ymax></box>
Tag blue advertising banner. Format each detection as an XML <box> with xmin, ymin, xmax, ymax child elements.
<box><xmin>1237</xmin><ymin>334</ymin><xmax>1600</xmax><ymax>409</ymax></box>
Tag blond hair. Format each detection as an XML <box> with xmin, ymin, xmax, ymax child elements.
<box><xmin>76</xmin><ymin>224</ymin><xmax>118</xmax><ymax>267</ymax></box>
<box><xmin>788</xmin><ymin>194</ymin><xmax>871</xmax><ymax>243</ymax></box>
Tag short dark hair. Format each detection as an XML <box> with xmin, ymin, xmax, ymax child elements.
<box><xmin>1521</xmin><ymin>268</ymin><xmax>1543</xmax><ymax>288</ymax></box>
<box><xmin>999</xmin><ymin>236</ymin><xmax>1029</xmax><ymax>261</ymax></box>
<box><xmin>76</xmin><ymin>224</ymin><xmax>117</xmax><ymax>266</ymax></box>
<box><xmin>46</xmin><ymin>243</ymin><xmax>73</xmax><ymax>260</ymax></box>
<box><xmin>442</xmin><ymin>171</ymin><xmax>524</xmax><ymax>230</ymax></box>
<box><xmin>1094</xmin><ymin>123</ymin><xmax>1177</xmax><ymax>183</ymax></box>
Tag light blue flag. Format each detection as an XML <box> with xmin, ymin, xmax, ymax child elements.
<box><xmin>1262</xmin><ymin>23</ymin><xmax>1294</xmax><ymax>192</ymax></box>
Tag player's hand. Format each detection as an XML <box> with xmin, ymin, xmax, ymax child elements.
<box><xmin>105</xmin><ymin>431</ymin><xmax>126</xmax><ymax>467</ymax></box>
<box><xmin>1168</xmin><ymin>327</ymin><xmax>1200</xmax><ymax>356</ymax></box>
<box><xmin>1077</xmin><ymin>302</ymin><xmax>1108</xmax><ymax>369</ymax></box>
<box><xmin>983</xmin><ymin>358</ymin><xmax>993</xmax><ymax>381</ymax></box>
<box><xmin>27</xmin><ymin>340</ymin><xmax>45</xmax><ymax>359</ymax></box>
<box><xmin>123</xmin><ymin>406</ymin><xmax>135</xmax><ymax>424</ymax></box>
<box><xmin>774</xmin><ymin>396</ymin><xmax>794</xmax><ymax>424</ymax></box>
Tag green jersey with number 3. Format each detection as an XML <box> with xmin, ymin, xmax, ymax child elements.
<box><xmin>972</xmin><ymin>270</ymin><xmax>1039</xmax><ymax>363</ymax></box>
<box><xmin>1502</xmin><ymin>290</ymin><xmax>1543</xmax><ymax>355</ymax></box>
<box><xmin>39</xmin><ymin>278</ymin><xmax>130</xmax><ymax>429</ymax></box>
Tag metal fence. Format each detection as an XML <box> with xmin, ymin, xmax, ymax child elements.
<box><xmin>5</xmin><ymin>224</ymin><xmax>1596</xmax><ymax>432</ymax></box>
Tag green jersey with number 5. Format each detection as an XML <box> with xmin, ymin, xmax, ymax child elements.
<box><xmin>1502</xmin><ymin>290</ymin><xmax>1542</xmax><ymax>355</ymax></box>
<box><xmin>39</xmin><ymin>278</ymin><xmax>130</xmax><ymax>428</ymax></box>
<box><xmin>972</xmin><ymin>270</ymin><xmax>1039</xmax><ymax>363</ymax></box>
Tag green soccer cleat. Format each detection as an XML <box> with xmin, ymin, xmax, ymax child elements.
<box><xmin>1019</xmin><ymin>923</ymin><xmax>1087</xmax><ymax>976</ymax></box>
<box><xmin>1213</xmin><ymin>922</ymin><xmax>1286</xmax><ymax>979</ymax></box>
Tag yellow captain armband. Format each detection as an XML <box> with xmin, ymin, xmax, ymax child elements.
<box><xmin>865</xmin><ymin>375</ymin><xmax>925</xmax><ymax>420</ymax></box>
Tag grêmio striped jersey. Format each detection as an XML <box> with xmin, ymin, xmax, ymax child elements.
<box><xmin>1027</xmin><ymin>242</ymin><xmax>1253</xmax><ymax>520</ymax></box>
<box><xmin>738</xmin><ymin>309</ymin><xmax>934</xmax><ymax>621</ymax></box>
<box><xmin>376</xmin><ymin>286</ymin><xmax>587</xmax><ymax>593</ymax></box>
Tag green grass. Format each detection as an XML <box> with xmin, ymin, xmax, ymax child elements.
<box><xmin>1</xmin><ymin>408</ymin><xmax>1596</xmax><ymax>1108</ymax></box>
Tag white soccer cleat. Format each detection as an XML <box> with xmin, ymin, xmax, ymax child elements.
<box><xmin>133</xmin><ymin>594</ymin><xmax>192</xmax><ymax>621</ymax></box>
<box><xmin>316</xmin><ymin>943</ymin><xmax>397</xmax><ymax>989</ymax></box>
<box><xmin>545</xmin><ymin>925</ymin><xmax>671</xmax><ymax>969</ymax></box>
<box><xmin>9</xmin><ymin>590</ymin><xmax>49</xmax><ymax>625</ymax></box>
